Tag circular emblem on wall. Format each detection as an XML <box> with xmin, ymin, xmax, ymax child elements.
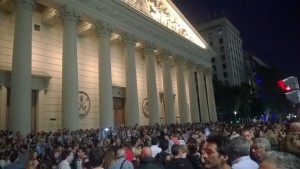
<box><xmin>78</xmin><ymin>91</ymin><xmax>91</xmax><ymax>116</ymax></box>
<box><xmin>142</xmin><ymin>98</ymin><xmax>149</xmax><ymax>117</ymax></box>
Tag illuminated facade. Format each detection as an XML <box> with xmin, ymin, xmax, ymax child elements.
<box><xmin>0</xmin><ymin>0</ymin><xmax>217</xmax><ymax>133</ymax></box>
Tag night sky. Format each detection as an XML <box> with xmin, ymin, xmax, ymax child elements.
<box><xmin>172</xmin><ymin>0</ymin><xmax>300</xmax><ymax>79</ymax></box>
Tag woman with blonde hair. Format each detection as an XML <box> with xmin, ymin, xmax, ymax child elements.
<box><xmin>101</xmin><ymin>149</ymin><xmax>115</xmax><ymax>169</ymax></box>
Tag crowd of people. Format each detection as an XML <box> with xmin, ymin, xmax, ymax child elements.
<box><xmin>1</xmin><ymin>121</ymin><xmax>300</xmax><ymax>169</ymax></box>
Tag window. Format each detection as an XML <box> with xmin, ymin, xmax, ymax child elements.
<box><xmin>218</xmin><ymin>30</ymin><xmax>223</xmax><ymax>36</ymax></box>
<box><xmin>213</xmin><ymin>74</ymin><xmax>217</xmax><ymax>79</ymax></box>
<box><xmin>212</xmin><ymin>65</ymin><xmax>216</xmax><ymax>71</ymax></box>
<box><xmin>223</xmin><ymin>72</ymin><xmax>228</xmax><ymax>78</ymax></box>
<box><xmin>211</xmin><ymin>57</ymin><xmax>215</xmax><ymax>63</ymax></box>
<box><xmin>209</xmin><ymin>41</ymin><xmax>214</xmax><ymax>46</ymax></box>
<box><xmin>222</xmin><ymin>63</ymin><xmax>227</xmax><ymax>69</ymax></box>
<box><xmin>220</xmin><ymin>46</ymin><xmax>224</xmax><ymax>53</ymax></box>
<box><xmin>221</xmin><ymin>54</ymin><xmax>225</xmax><ymax>60</ymax></box>
<box><xmin>219</xmin><ymin>38</ymin><xmax>223</xmax><ymax>44</ymax></box>
<box><xmin>208</xmin><ymin>32</ymin><xmax>213</xmax><ymax>39</ymax></box>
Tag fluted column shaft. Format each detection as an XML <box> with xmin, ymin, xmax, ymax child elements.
<box><xmin>60</xmin><ymin>6</ymin><xmax>80</xmax><ymax>130</ymax></box>
<box><xmin>96</xmin><ymin>22</ymin><xmax>114</xmax><ymax>127</ymax></box>
<box><xmin>9</xmin><ymin>0</ymin><xmax>35</xmax><ymax>134</ymax></box>
<box><xmin>174</xmin><ymin>56</ymin><xmax>189</xmax><ymax>123</ymax></box>
<box><xmin>186</xmin><ymin>61</ymin><xmax>200</xmax><ymax>123</ymax></box>
<box><xmin>196</xmin><ymin>65</ymin><xmax>209</xmax><ymax>122</ymax></box>
<box><xmin>160</xmin><ymin>49</ymin><xmax>175</xmax><ymax>124</ymax></box>
<box><xmin>205</xmin><ymin>69</ymin><xmax>217</xmax><ymax>122</ymax></box>
<box><xmin>143</xmin><ymin>42</ymin><xmax>160</xmax><ymax>125</ymax></box>
<box><xmin>123</xmin><ymin>33</ymin><xmax>139</xmax><ymax>126</ymax></box>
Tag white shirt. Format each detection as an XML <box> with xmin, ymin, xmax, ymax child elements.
<box><xmin>232</xmin><ymin>156</ymin><xmax>258</xmax><ymax>169</ymax></box>
<box><xmin>151</xmin><ymin>145</ymin><xmax>162</xmax><ymax>157</ymax></box>
<box><xmin>58</xmin><ymin>160</ymin><xmax>71</xmax><ymax>169</ymax></box>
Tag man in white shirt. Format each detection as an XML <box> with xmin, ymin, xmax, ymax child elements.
<box><xmin>230</xmin><ymin>136</ymin><xmax>258</xmax><ymax>169</ymax></box>
<box><xmin>150</xmin><ymin>137</ymin><xmax>161</xmax><ymax>158</ymax></box>
<box><xmin>58</xmin><ymin>151</ymin><xmax>73</xmax><ymax>169</ymax></box>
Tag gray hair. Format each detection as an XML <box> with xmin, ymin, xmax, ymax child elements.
<box><xmin>253</xmin><ymin>138</ymin><xmax>271</xmax><ymax>151</ymax></box>
<box><xmin>116</xmin><ymin>148</ymin><xmax>126</xmax><ymax>158</ymax></box>
<box><xmin>230</xmin><ymin>136</ymin><xmax>251</xmax><ymax>157</ymax></box>
<box><xmin>262</xmin><ymin>151</ymin><xmax>300</xmax><ymax>169</ymax></box>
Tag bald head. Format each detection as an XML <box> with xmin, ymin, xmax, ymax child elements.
<box><xmin>141</xmin><ymin>147</ymin><xmax>152</xmax><ymax>158</ymax></box>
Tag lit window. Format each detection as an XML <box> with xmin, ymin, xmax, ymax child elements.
<box><xmin>218</xmin><ymin>30</ymin><xmax>223</xmax><ymax>36</ymax></box>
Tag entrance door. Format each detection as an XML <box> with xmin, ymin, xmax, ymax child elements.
<box><xmin>113</xmin><ymin>97</ymin><xmax>125</xmax><ymax>128</ymax></box>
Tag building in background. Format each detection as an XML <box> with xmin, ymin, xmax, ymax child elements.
<box><xmin>198</xmin><ymin>17</ymin><xmax>247</xmax><ymax>86</ymax></box>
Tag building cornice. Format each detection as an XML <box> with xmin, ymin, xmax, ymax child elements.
<box><xmin>37</xmin><ymin>0</ymin><xmax>214</xmax><ymax>66</ymax></box>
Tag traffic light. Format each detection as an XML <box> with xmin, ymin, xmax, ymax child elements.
<box><xmin>277</xmin><ymin>76</ymin><xmax>299</xmax><ymax>104</ymax></box>
<box><xmin>277</xmin><ymin>76</ymin><xmax>299</xmax><ymax>92</ymax></box>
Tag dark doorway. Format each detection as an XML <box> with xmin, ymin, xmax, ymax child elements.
<box><xmin>113</xmin><ymin>97</ymin><xmax>125</xmax><ymax>128</ymax></box>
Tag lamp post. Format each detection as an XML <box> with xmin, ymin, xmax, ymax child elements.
<box><xmin>234</xmin><ymin>111</ymin><xmax>237</xmax><ymax>124</ymax></box>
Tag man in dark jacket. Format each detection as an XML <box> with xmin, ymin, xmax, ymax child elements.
<box><xmin>136</xmin><ymin>147</ymin><xmax>164</xmax><ymax>169</ymax></box>
<box><xmin>167</xmin><ymin>144</ymin><xmax>194</xmax><ymax>169</ymax></box>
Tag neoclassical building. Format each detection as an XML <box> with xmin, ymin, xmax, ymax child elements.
<box><xmin>0</xmin><ymin>0</ymin><xmax>217</xmax><ymax>134</ymax></box>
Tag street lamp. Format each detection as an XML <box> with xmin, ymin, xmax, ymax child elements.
<box><xmin>234</xmin><ymin>111</ymin><xmax>237</xmax><ymax>124</ymax></box>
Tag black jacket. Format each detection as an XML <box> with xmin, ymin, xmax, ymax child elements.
<box><xmin>187</xmin><ymin>154</ymin><xmax>203</xmax><ymax>169</ymax></box>
<box><xmin>166</xmin><ymin>158</ymin><xmax>194</xmax><ymax>169</ymax></box>
<box><xmin>136</xmin><ymin>157</ymin><xmax>165</xmax><ymax>169</ymax></box>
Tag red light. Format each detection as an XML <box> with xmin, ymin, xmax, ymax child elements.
<box><xmin>277</xmin><ymin>80</ymin><xmax>291</xmax><ymax>92</ymax></box>
<box><xmin>285</xmin><ymin>86</ymin><xmax>291</xmax><ymax>91</ymax></box>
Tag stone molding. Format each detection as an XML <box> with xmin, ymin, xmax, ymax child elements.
<box><xmin>204</xmin><ymin>68</ymin><xmax>213</xmax><ymax>76</ymax></box>
<box><xmin>95</xmin><ymin>21</ymin><xmax>112</xmax><ymax>38</ymax></box>
<box><xmin>59</xmin><ymin>5</ymin><xmax>81</xmax><ymax>25</ymax></box>
<box><xmin>14</xmin><ymin>0</ymin><xmax>35</xmax><ymax>10</ymax></box>
<box><xmin>158</xmin><ymin>49</ymin><xmax>171</xmax><ymax>61</ymax></box>
<box><xmin>195</xmin><ymin>64</ymin><xmax>205</xmax><ymax>72</ymax></box>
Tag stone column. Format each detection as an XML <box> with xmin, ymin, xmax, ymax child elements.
<box><xmin>205</xmin><ymin>68</ymin><xmax>217</xmax><ymax>122</ymax></box>
<box><xmin>95</xmin><ymin>22</ymin><xmax>114</xmax><ymax>128</ymax></box>
<box><xmin>186</xmin><ymin>60</ymin><xmax>200</xmax><ymax>123</ymax></box>
<box><xmin>143</xmin><ymin>42</ymin><xmax>160</xmax><ymax>125</ymax></box>
<box><xmin>60</xmin><ymin>6</ymin><xmax>81</xmax><ymax>130</ymax></box>
<box><xmin>122</xmin><ymin>33</ymin><xmax>139</xmax><ymax>127</ymax></box>
<box><xmin>174</xmin><ymin>55</ymin><xmax>189</xmax><ymax>123</ymax></box>
<box><xmin>159</xmin><ymin>49</ymin><xmax>175</xmax><ymax>124</ymax></box>
<box><xmin>9</xmin><ymin>0</ymin><xmax>35</xmax><ymax>134</ymax></box>
<box><xmin>195</xmin><ymin>64</ymin><xmax>209</xmax><ymax>122</ymax></box>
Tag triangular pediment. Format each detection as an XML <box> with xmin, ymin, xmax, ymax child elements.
<box><xmin>121</xmin><ymin>0</ymin><xmax>207</xmax><ymax>49</ymax></box>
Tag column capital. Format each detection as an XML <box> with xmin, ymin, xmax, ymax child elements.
<box><xmin>95</xmin><ymin>21</ymin><xmax>112</xmax><ymax>38</ymax></box>
<box><xmin>14</xmin><ymin>0</ymin><xmax>35</xmax><ymax>10</ymax></box>
<box><xmin>59</xmin><ymin>5</ymin><xmax>81</xmax><ymax>25</ymax></box>
<box><xmin>122</xmin><ymin>33</ymin><xmax>136</xmax><ymax>47</ymax></box>
<box><xmin>158</xmin><ymin>49</ymin><xmax>171</xmax><ymax>61</ymax></box>
<box><xmin>205</xmin><ymin>68</ymin><xmax>213</xmax><ymax>76</ymax></box>
<box><xmin>195</xmin><ymin>64</ymin><xmax>205</xmax><ymax>72</ymax></box>
<box><xmin>142</xmin><ymin>41</ymin><xmax>156</xmax><ymax>55</ymax></box>
<box><xmin>173</xmin><ymin>55</ymin><xmax>185</xmax><ymax>65</ymax></box>
<box><xmin>185</xmin><ymin>60</ymin><xmax>195</xmax><ymax>69</ymax></box>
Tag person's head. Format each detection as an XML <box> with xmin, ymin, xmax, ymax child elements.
<box><xmin>202</xmin><ymin>134</ymin><xmax>230</xmax><ymax>169</ymax></box>
<box><xmin>187</xmin><ymin>138</ymin><xmax>199</xmax><ymax>155</ymax></box>
<box><xmin>171</xmin><ymin>144</ymin><xmax>182</xmax><ymax>158</ymax></box>
<box><xmin>116</xmin><ymin>148</ymin><xmax>126</xmax><ymax>159</ymax></box>
<box><xmin>252</xmin><ymin>138</ymin><xmax>271</xmax><ymax>162</ymax></box>
<box><xmin>102</xmin><ymin>149</ymin><xmax>115</xmax><ymax>169</ymax></box>
<box><xmin>61</xmin><ymin>150</ymin><xmax>73</xmax><ymax>163</ymax></box>
<box><xmin>77</xmin><ymin>147</ymin><xmax>86</xmax><ymax>159</ymax></box>
<box><xmin>20</xmin><ymin>144</ymin><xmax>28</xmax><ymax>153</ymax></box>
<box><xmin>10</xmin><ymin>153</ymin><xmax>19</xmax><ymax>163</ymax></box>
<box><xmin>259</xmin><ymin>151</ymin><xmax>300</xmax><ymax>169</ymax></box>
<box><xmin>230</xmin><ymin>136</ymin><xmax>251</xmax><ymax>160</ymax></box>
<box><xmin>140</xmin><ymin>147</ymin><xmax>152</xmax><ymax>159</ymax></box>
<box><xmin>159</xmin><ymin>139</ymin><xmax>169</xmax><ymax>152</ymax></box>
<box><xmin>241</xmin><ymin>129</ymin><xmax>253</xmax><ymax>142</ymax></box>
<box><xmin>89</xmin><ymin>148</ymin><xmax>105</xmax><ymax>168</ymax></box>
<box><xmin>151</xmin><ymin>137</ymin><xmax>159</xmax><ymax>146</ymax></box>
